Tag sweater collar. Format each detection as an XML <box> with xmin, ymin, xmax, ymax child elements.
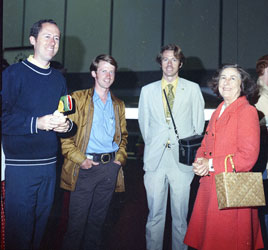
<box><xmin>27</xmin><ymin>55</ymin><xmax>50</xmax><ymax>69</ymax></box>
<box><xmin>22</xmin><ymin>58</ymin><xmax>52</xmax><ymax>76</ymax></box>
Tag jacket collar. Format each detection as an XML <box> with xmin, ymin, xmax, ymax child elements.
<box><xmin>89</xmin><ymin>87</ymin><xmax>120</xmax><ymax>106</ymax></box>
<box><xmin>212</xmin><ymin>96</ymin><xmax>248</xmax><ymax>126</ymax></box>
<box><xmin>220</xmin><ymin>96</ymin><xmax>248</xmax><ymax>114</ymax></box>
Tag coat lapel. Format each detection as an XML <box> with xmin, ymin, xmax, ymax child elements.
<box><xmin>215</xmin><ymin>97</ymin><xmax>247</xmax><ymax>128</ymax></box>
<box><xmin>153</xmin><ymin>81</ymin><xmax>166</xmax><ymax>122</ymax></box>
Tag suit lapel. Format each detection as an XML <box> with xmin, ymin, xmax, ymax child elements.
<box><xmin>153</xmin><ymin>81</ymin><xmax>166</xmax><ymax>122</ymax></box>
<box><xmin>172</xmin><ymin>78</ymin><xmax>186</xmax><ymax>117</ymax></box>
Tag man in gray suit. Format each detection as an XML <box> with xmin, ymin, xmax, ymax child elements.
<box><xmin>138</xmin><ymin>44</ymin><xmax>205</xmax><ymax>250</ymax></box>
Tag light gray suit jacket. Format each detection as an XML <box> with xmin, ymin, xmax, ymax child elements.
<box><xmin>138</xmin><ymin>78</ymin><xmax>205</xmax><ymax>173</ymax></box>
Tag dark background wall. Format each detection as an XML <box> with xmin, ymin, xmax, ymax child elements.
<box><xmin>3</xmin><ymin>0</ymin><xmax>268</xmax><ymax>108</ymax></box>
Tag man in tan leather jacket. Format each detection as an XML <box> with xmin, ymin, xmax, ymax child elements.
<box><xmin>60</xmin><ymin>54</ymin><xmax>128</xmax><ymax>250</ymax></box>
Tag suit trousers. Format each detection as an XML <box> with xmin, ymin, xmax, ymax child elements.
<box><xmin>5</xmin><ymin>164</ymin><xmax>56</xmax><ymax>250</ymax></box>
<box><xmin>144</xmin><ymin>148</ymin><xmax>194</xmax><ymax>250</ymax></box>
<box><xmin>62</xmin><ymin>161</ymin><xmax>120</xmax><ymax>250</ymax></box>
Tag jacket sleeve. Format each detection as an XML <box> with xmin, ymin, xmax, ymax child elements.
<box><xmin>2</xmin><ymin>67</ymin><xmax>39</xmax><ymax>135</ymax></box>
<box><xmin>61</xmin><ymin>135</ymin><xmax>86</xmax><ymax>166</ymax></box>
<box><xmin>195</xmin><ymin>109</ymin><xmax>216</xmax><ymax>160</ymax></box>
<box><xmin>115</xmin><ymin>101</ymin><xmax>128</xmax><ymax>166</ymax></box>
<box><xmin>60</xmin><ymin>95</ymin><xmax>87</xmax><ymax>166</ymax></box>
<box><xmin>138</xmin><ymin>87</ymin><xmax>149</xmax><ymax>142</ymax></box>
<box><xmin>192</xmin><ymin>84</ymin><xmax>205</xmax><ymax>135</ymax></box>
<box><xmin>231</xmin><ymin>105</ymin><xmax>260</xmax><ymax>172</ymax></box>
<box><xmin>195</xmin><ymin>130</ymin><xmax>208</xmax><ymax>159</ymax></box>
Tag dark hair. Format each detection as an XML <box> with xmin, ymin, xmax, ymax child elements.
<box><xmin>208</xmin><ymin>64</ymin><xmax>258</xmax><ymax>101</ymax></box>
<box><xmin>89</xmin><ymin>54</ymin><xmax>118</xmax><ymax>72</ymax></box>
<box><xmin>50</xmin><ymin>61</ymin><xmax>66</xmax><ymax>75</ymax></box>
<box><xmin>156</xmin><ymin>44</ymin><xmax>185</xmax><ymax>67</ymax></box>
<box><xmin>50</xmin><ymin>61</ymin><xmax>64</xmax><ymax>70</ymax></box>
<box><xmin>256</xmin><ymin>54</ymin><xmax>268</xmax><ymax>77</ymax></box>
<box><xmin>2</xmin><ymin>58</ymin><xmax>10</xmax><ymax>72</ymax></box>
<box><xmin>30</xmin><ymin>19</ymin><xmax>57</xmax><ymax>39</ymax></box>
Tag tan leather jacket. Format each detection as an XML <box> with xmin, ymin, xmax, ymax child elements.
<box><xmin>60</xmin><ymin>88</ymin><xmax>128</xmax><ymax>192</ymax></box>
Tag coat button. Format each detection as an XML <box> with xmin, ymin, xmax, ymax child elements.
<box><xmin>209</xmin><ymin>152</ymin><xmax>212</xmax><ymax>156</ymax></box>
<box><xmin>204</xmin><ymin>152</ymin><xmax>207</xmax><ymax>155</ymax></box>
<box><xmin>212</xmin><ymin>133</ymin><xmax>214</xmax><ymax>136</ymax></box>
<box><xmin>205</xmin><ymin>131</ymin><xmax>208</xmax><ymax>135</ymax></box>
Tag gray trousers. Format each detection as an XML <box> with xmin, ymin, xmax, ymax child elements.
<box><xmin>144</xmin><ymin>149</ymin><xmax>194</xmax><ymax>250</ymax></box>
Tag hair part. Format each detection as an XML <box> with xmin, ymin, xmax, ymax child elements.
<box><xmin>30</xmin><ymin>19</ymin><xmax>57</xmax><ymax>39</ymax></box>
<box><xmin>89</xmin><ymin>54</ymin><xmax>118</xmax><ymax>72</ymax></box>
<box><xmin>156</xmin><ymin>44</ymin><xmax>185</xmax><ymax>67</ymax></box>
<box><xmin>208</xmin><ymin>64</ymin><xmax>258</xmax><ymax>102</ymax></box>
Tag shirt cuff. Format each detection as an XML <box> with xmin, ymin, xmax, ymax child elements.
<box><xmin>67</xmin><ymin>118</ymin><xmax>73</xmax><ymax>132</ymax></box>
<box><xmin>33</xmin><ymin>117</ymin><xmax>38</xmax><ymax>134</ymax></box>
<box><xmin>209</xmin><ymin>158</ymin><xmax>214</xmax><ymax>172</ymax></box>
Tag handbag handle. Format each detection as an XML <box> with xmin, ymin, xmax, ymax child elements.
<box><xmin>224</xmin><ymin>154</ymin><xmax>236</xmax><ymax>173</ymax></box>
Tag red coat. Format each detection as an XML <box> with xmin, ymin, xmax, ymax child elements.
<box><xmin>184</xmin><ymin>96</ymin><xmax>264</xmax><ymax>250</ymax></box>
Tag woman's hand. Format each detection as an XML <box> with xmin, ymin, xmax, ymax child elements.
<box><xmin>192</xmin><ymin>157</ymin><xmax>210</xmax><ymax>176</ymax></box>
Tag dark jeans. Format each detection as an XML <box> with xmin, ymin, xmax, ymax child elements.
<box><xmin>5</xmin><ymin>164</ymin><xmax>56</xmax><ymax>250</ymax></box>
<box><xmin>62</xmin><ymin>161</ymin><xmax>120</xmax><ymax>250</ymax></box>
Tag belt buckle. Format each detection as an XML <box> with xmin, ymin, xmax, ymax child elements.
<box><xmin>101</xmin><ymin>153</ymin><xmax>110</xmax><ymax>164</ymax></box>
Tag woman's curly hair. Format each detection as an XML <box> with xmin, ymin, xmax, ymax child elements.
<box><xmin>208</xmin><ymin>64</ymin><xmax>258</xmax><ymax>102</ymax></box>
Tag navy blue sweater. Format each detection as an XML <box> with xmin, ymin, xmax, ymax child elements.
<box><xmin>2</xmin><ymin>59</ymin><xmax>67</xmax><ymax>166</ymax></box>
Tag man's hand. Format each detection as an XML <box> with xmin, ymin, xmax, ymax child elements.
<box><xmin>80</xmin><ymin>159</ymin><xmax>99</xmax><ymax>169</ymax></box>
<box><xmin>52</xmin><ymin>110</ymin><xmax>70</xmax><ymax>133</ymax></box>
<box><xmin>37</xmin><ymin>114</ymin><xmax>60</xmax><ymax>131</ymax></box>
<box><xmin>37</xmin><ymin>110</ymin><xmax>69</xmax><ymax>132</ymax></box>
<box><xmin>113</xmin><ymin>160</ymin><xmax>121</xmax><ymax>166</ymax></box>
<box><xmin>53</xmin><ymin>119</ymin><xmax>70</xmax><ymax>133</ymax></box>
<box><xmin>192</xmin><ymin>157</ymin><xmax>209</xmax><ymax>176</ymax></box>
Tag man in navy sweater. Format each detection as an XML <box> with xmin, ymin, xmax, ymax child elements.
<box><xmin>2</xmin><ymin>19</ymin><xmax>72</xmax><ymax>250</ymax></box>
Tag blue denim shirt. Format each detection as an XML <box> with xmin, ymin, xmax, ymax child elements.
<box><xmin>86</xmin><ymin>91</ymin><xmax>119</xmax><ymax>154</ymax></box>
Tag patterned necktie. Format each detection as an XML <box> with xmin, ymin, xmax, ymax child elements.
<box><xmin>166</xmin><ymin>84</ymin><xmax>175</xmax><ymax>118</ymax></box>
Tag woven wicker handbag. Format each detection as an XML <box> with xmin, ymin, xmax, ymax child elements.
<box><xmin>215</xmin><ymin>154</ymin><xmax>266</xmax><ymax>209</ymax></box>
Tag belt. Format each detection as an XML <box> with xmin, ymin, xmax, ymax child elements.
<box><xmin>86</xmin><ymin>152</ymin><xmax>115</xmax><ymax>164</ymax></box>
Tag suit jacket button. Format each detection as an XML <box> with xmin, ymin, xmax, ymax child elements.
<box><xmin>209</xmin><ymin>152</ymin><xmax>212</xmax><ymax>156</ymax></box>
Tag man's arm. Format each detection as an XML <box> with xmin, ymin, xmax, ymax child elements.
<box><xmin>115</xmin><ymin>101</ymin><xmax>128</xmax><ymax>166</ymax></box>
<box><xmin>60</xmin><ymin>95</ymin><xmax>86</xmax><ymax>166</ymax></box>
<box><xmin>138</xmin><ymin>87</ymin><xmax>149</xmax><ymax>142</ymax></box>
<box><xmin>2</xmin><ymin>66</ymin><xmax>71</xmax><ymax>135</ymax></box>
<box><xmin>56</xmin><ymin>98</ymin><xmax>77</xmax><ymax>136</ymax></box>
<box><xmin>60</xmin><ymin>120</ymin><xmax>97</xmax><ymax>170</ymax></box>
<box><xmin>56</xmin><ymin>119</ymin><xmax>77</xmax><ymax>138</ymax></box>
<box><xmin>61</xmin><ymin>136</ymin><xmax>87</xmax><ymax>166</ymax></box>
<box><xmin>192</xmin><ymin>85</ymin><xmax>205</xmax><ymax>134</ymax></box>
<box><xmin>2</xmin><ymin>68</ymin><xmax>40</xmax><ymax>135</ymax></box>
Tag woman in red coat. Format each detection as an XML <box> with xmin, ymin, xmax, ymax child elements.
<box><xmin>184</xmin><ymin>65</ymin><xmax>264</xmax><ymax>250</ymax></box>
